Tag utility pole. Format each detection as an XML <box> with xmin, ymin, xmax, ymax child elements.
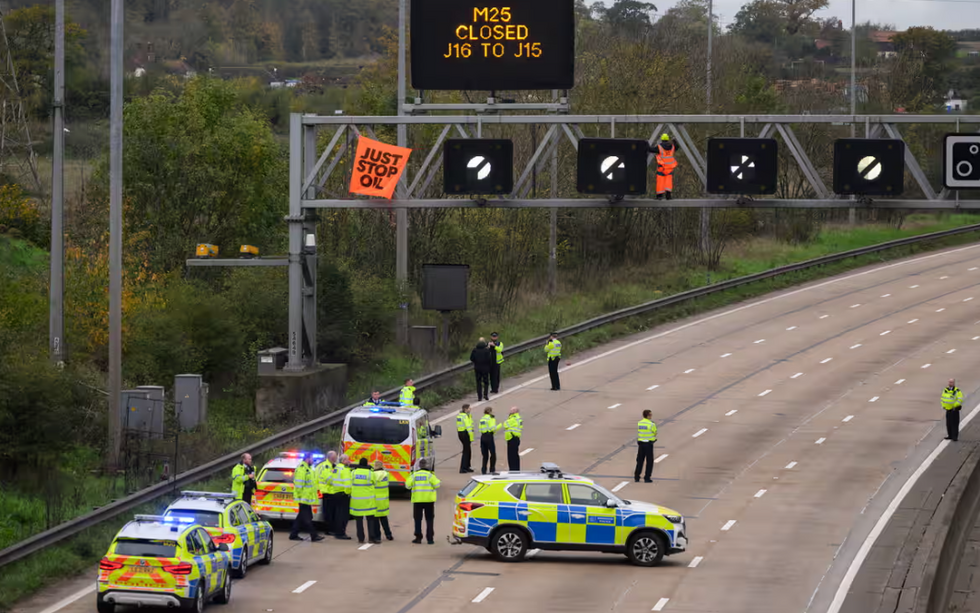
<box><xmin>396</xmin><ymin>0</ymin><xmax>409</xmax><ymax>345</ymax></box>
<box><xmin>48</xmin><ymin>0</ymin><xmax>65</xmax><ymax>365</ymax></box>
<box><xmin>849</xmin><ymin>0</ymin><xmax>857</xmax><ymax>225</ymax></box>
<box><xmin>706</xmin><ymin>0</ymin><xmax>712</xmax><ymax>112</ymax></box>
<box><xmin>549</xmin><ymin>89</ymin><xmax>558</xmax><ymax>297</ymax></box>
<box><xmin>107</xmin><ymin>0</ymin><xmax>123</xmax><ymax>469</ymax></box>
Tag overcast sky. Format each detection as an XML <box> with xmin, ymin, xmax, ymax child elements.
<box><xmin>654</xmin><ymin>0</ymin><xmax>980</xmax><ymax>31</ymax></box>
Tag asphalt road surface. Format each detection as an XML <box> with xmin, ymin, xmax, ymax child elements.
<box><xmin>21</xmin><ymin>242</ymin><xmax>980</xmax><ymax>613</ymax></box>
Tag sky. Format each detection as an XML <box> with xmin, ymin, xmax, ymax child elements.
<box><xmin>654</xmin><ymin>0</ymin><xmax>980</xmax><ymax>31</ymax></box>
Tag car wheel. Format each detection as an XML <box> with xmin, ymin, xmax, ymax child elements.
<box><xmin>259</xmin><ymin>535</ymin><xmax>273</xmax><ymax>565</ymax></box>
<box><xmin>490</xmin><ymin>527</ymin><xmax>528</xmax><ymax>562</ymax></box>
<box><xmin>96</xmin><ymin>595</ymin><xmax>114</xmax><ymax>613</ymax></box>
<box><xmin>626</xmin><ymin>531</ymin><xmax>666</xmax><ymax>567</ymax></box>
<box><xmin>214</xmin><ymin>571</ymin><xmax>232</xmax><ymax>604</ymax></box>
<box><xmin>234</xmin><ymin>548</ymin><xmax>248</xmax><ymax>579</ymax></box>
<box><xmin>183</xmin><ymin>584</ymin><xmax>205</xmax><ymax>612</ymax></box>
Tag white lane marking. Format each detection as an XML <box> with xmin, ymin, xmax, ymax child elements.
<box><xmin>820</xmin><ymin>314</ymin><xmax>829</xmax><ymax>319</ymax></box>
<box><xmin>869</xmin><ymin>397</ymin><xmax>879</xmax><ymax>403</ymax></box>
<box><xmin>910</xmin><ymin>284</ymin><xmax>920</xmax><ymax>288</ymax></box>
<box><xmin>966</xmin><ymin>297</ymin><xmax>974</xmax><ymax>302</ymax></box>
<box><xmin>647</xmin><ymin>384</ymin><xmax>660</xmax><ymax>391</ymax></box>
<box><xmin>937</xmin><ymin>308</ymin><xmax>946</xmax><ymax>312</ymax></box>
<box><xmin>791</xmin><ymin>372</ymin><xmax>804</xmax><ymax>379</ymax></box>
<box><xmin>754</xmin><ymin>339</ymin><xmax>766</xmax><ymax>344</ymax></box>
<box><xmin>293</xmin><ymin>581</ymin><xmax>317</xmax><ymax>594</ymax></box>
<box><xmin>815</xmin><ymin>437</ymin><xmax>826</xmax><ymax>444</ymax></box>
<box><xmin>850</xmin><ymin>304</ymin><xmax>861</xmax><ymax>308</ymax></box>
<box><xmin>652</xmin><ymin>597</ymin><xmax>670</xmax><ymax>611</ymax></box>
<box><xmin>759</xmin><ymin>389</ymin><xmax>772</xmax><ymax>397</ymax></box>
<box><xmin>785</xmin><ymin>461</ymin><xmax>798</xmax><ymax>469</ymax></box>
<box><xmin>612</xmin><ymin>481</ymin><xmax>629</xmax><ymax>492</ymax></box>
<box><xmin>922</xmin><ymin>363</ymin><xmax>932</xmax><ymax>369</ymax></box>
<box><xmin>655</xmin><ymin>454</ymin><xmax>669</xmax><ymax>463</ymax></box>
<box><xmin>787</xmin><ymin>326</ymin><xmax>797</xmax><ymax>330</ymax></box>
<box><xmin>566</xmin><ymin>423</ymin><xmax>581</xmax><ymax>431</ymax></box>
<box><xmin>721</xmin><ymin>353</ymin><xmax>732</xmax><ymax>358</ymax></box>
<box><xmin>684</xmin><ymin>368</ymin><xmax>696</xmax><ymax>374</ymax></box>
<box><xmin>472</xmin><ymin>587</ymin><xmax>495</xmax><ymax>603</ymax></box>
<box><xmin>519</xmin><ymin>448</ymin><xmax>535</xmax><ymax>456</ymax></box>
<box><xmin>948</xmin><ymin>349</ymin><xmax>957</xmax><ymax>354</ymax></box>
<box><xmin>755</xmin><ymin>489</ymin><xmax>767</xmax><ymax>498</ymax></box>
<box><xmin>909</xmin><ymin>319</ymin><xmax>919</xmax><ymax>324</ymax></box>
<box><xmin>843</xmin><ymin>415</ymin><xmax>854</xmax><ymax>422</ymax></box>
<box><xmin>359</xmin><ymin>543</ymin><xmax>373</xmax><ymax>550</ymax></box>
<box><xmin>895</xmin><ymin>379</ymin><xmax>905</xmax><ymax>385</ymax></box>
<box><xmin>37</xmin><ymin>585</ymin><xmax>96</xmax><ymax>613</ymax></box>
<box><xmin>971</xmin><ymin>267</ymin><xmax>978</xmax><ymax>271</ymax></box>
<box><xmin>721</xmin><ymin>520</ymin><xmax>737</xmax><ymax>531</ymax></box>
<box><xmin>821</xmin><ymin>358</ymin><xmax>833</xmax><ymax>364</ymax></box>
<box><xmin>974</xmin><ymin>337</ymin><xmax>980</xmax><ymax>341</ymax></box>
<box><xmin>725</xmin><ymin>409</ymin><xmax>738</xmax><ymax>416</ymax></box>
<box><xmin>827</xmin><ymin>400</ymin><xmax>980</xmax><ymax>613</ymax></box>
<box><xmin>941</xmin><ymin>276</ymin><xmax>949</xmax><ymax>279</ymax></box>
<box><xmin>880</xmin><ymin>330</ymin><xmax>891</xmax><ymax>336</ymax></box>
<box><xmin>693</xmin><ymin>428</ymin><xmax>708</xmax><ymax>438</ymax></box>
<box><xmin>850</xmin><ymin>344</ymin><xmax>862</xmax><ymax>349</ymax></box>
<box><xmin>689</xmin><ymin>556</ymin><xmax>704</xmax><ymax>568</ymax></box>
<box><xmin>608</xmin><ymin>403</ymin><xmax>621</xmax><ymax>409</ymax></box>
<box><xmin>881</xmin><ymin>294</ymin><xmax>891</xmax><ymax>298</ymax></box>
<box><xmin>526</xmin><ymin>548</ymin><xmax>540</xmax><ymax>559</ymax></box>
<box><xmin>426</xmin><ymin>243</ymin><xmax>980</xmax><ymax>425</ymax></box>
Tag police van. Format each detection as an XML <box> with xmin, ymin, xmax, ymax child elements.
<box><xmin>342</xmin><ymin>402</ymin><xmax>442</xmax><ymax>488</ymax></box>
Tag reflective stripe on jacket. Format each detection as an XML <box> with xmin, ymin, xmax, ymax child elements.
<box><xmin>656</xmin><ymin>144</ymin><xmax>677</xmax><ymax>176</ymax></box>
<box><xmin>373</xmin><ymin>469</ymin><xmax>390</xmax><ymax>517</ymax></box>
<box><xmin>504</xmin><ymin>414</ymin><xmax>523</xmax><ymax>441</ymax></box>
<box><xmin>349</xmin><ymin>467</ymin><xmax>376</xmax><ymax>516</ymax></box>
<box><xmin>293</xmin><ymin>461</ymin><xmax>318</xmax><ymax>506</ymax></box>
<box><xmin>638</xmin><ymin>418</ymin><xmax>658</xmax><ymax>443</ymax></box>
<box><xmin>480</xmin><ymin>415</ymin><xmax>501</xmax><ymax>435</ymax></box>
<box><xmin>406</xmin><ymin>470</ymin><xmax>441</xmax><ymax>503</ymax></box>
<box><xmin>457</xmin><ymin>412</ymin><xmax>474</xmax><ymax>441</ymax></box>
<box><xmin>231</xmin><ymin>463</ymin><xmax>249</xmax><ymax>500</ymax></box>
<box><xmin>942</xmin><ymin>387</ymin><xmax>964</xmax><ymax>410</ymax></box>
<box><xmin>494</xmin><ymin>342</ymin><xmax>504</xmax><ymax>364</ymax></box>
<box><xmin>399</xmin><ymin>386</ymin><xmax>416</xmax><ymax>405</ymax></box>
<box><xmin>546</xmin><ymin>339</ymin><xmax>562</xmax><ymax>359</ymax></box>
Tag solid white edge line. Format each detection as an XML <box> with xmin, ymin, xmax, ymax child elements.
<box><xmin>427</xmin><ymin>242</ymin><xmax>980</xmax><ymax>426</ymax></box>
<box><xmin>755</xmin><ymin>489</ymin><xmax>767</xmax><ymax>498</ymax></box>
<box><xmin>688</xmin><ymin>556</ymin><xmax>704</xmax><ymax>568</ymax></box>
<box><xmin>721</xmin><ymin>520</ymin><xmax>737</xmax><ymax>531</ymax></box>
<box><xmin>37</xmin><ymin>585</ymin><xmax>97</xmax><ymax>613</ymax></box>
<box><xmin>655</xmin><ymin>454</ymin><xmax>669</xmax><ymax>463</ymax></box>
<box><xmin>293</xmin><ymin>580</ymin><xmax>317</xmax><ymax>594</ymax></box>
<box><xmin>612</xmin><ymin>481</ymin><xmax>629</xmax><ymax>492</ymax></box>
<box><xmin>653</xmin><ymin>597</ymin><xmax>670</xmax><ymax>611</ymax></box>
<box><xmin>826</xmin><ymin>400</ymin><xmax>980</xmax><ymax>613</ymax></box>
<box><xmin>472</xmin><ymin>587</ymin><xmax>495</xmax><ymax>603</ymax></box>
<box><xmin>519</xmin><ymin>447</ymin><xmax>535</xmax><ymax>456</ymax></box>
<box><xmin>785</xmin><ymin>461</ymin><xmax>798</xmax><ymax>469</ymax></box>
<box><xmin>693</xmin><ymin>428</ymin><xmax>708</xmax><ymax>438</ymax></box>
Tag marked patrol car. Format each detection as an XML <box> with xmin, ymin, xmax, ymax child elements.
<box><xmin>97</xmin><ymin>514</ymin><xmax>232</xmax><ymax>613</ymax></box>
<box><xmin>450</xmin><ymin>463</ymin><xmax>688</xmax><ymax>567</ymax></box>
<box><xmin>163</xmin><ymin>491</ymin><xmax>273</xmax><ymax>579</ymax></box>
<box><xmin>342</xmin><ymin>402</ymin><xmax>442</xmax><ymax>488</ymax></box>
<box><xmin>252</xmin><ymin>451</ymin><xmax>325</xmax><ymax>523</ymax></box>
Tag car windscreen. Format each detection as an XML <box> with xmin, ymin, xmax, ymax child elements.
<box><xmin>347</xmin><ymin>416</ymin><xmax>410</xmax><ymax>445</ymax></box>
<box><xmin>259</xmin><ymin>469</ymin><xmax>294</xmax><ymax>483</ymax></box>
<box><xmin>113</xmin><ymin>538</ymin><xmax>177</xmax><ymax>558</ymax></box>
<box><xmin>166</xmin><ymin>509</ymin><xmax>222</xmax><ymax>528</ymax></box>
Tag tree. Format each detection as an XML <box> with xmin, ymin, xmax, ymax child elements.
<box><xmin>88</xmin><ymin>76</ymin><xmax>287</xmax><ymax>273</ymax></box>
<box><xmin>594</xmin><ymin>0</ymin><xmax>657</xmax><ymax>36</ymax></box>
<box><xmin>729</xmin><ymin>0</ymin><xmax>785</xmax><ymax>45</ymax></box>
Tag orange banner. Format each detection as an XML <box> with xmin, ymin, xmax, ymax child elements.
<box><xmin>349</xmin><ymin>136</ymin><xmax>413</xmax><ymax>199</ymax></box>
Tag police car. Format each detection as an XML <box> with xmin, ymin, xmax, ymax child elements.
<box><xmin>97</xmin><ymin>514</ymin><xmax>232</xmax><ymax>613</ymax></box>
<box><xmin>342</xmin><ymin>402</ymin><xmax>441</xmax><ymax>488</ymax></box>
<box><xmin>450</xmin><ymin>463</ymin><xmax>688</xmax><ymax>567</ymax></box>
<box><xmin>163</xmin><ymin>491</ymin><xmax>273</xmax><ymax>579</ymax></box>
<box><xmin>252</xmin><ymin>451</ymin><xmax>325</xmax><ymax>523</ymax></box>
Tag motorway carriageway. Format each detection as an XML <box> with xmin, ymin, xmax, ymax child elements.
<box><xmin>20</xmin><ymin>242</ymin><xmax>980</xmax><ymax>613</ymax></box>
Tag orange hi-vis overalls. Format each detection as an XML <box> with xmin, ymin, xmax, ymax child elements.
<box><xmin>656</xmin><ymin>144</ymin><xmax>677</xmax><ymax>196</ymax></box>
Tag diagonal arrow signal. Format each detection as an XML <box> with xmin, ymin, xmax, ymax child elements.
<box><xmin>730</xmin><ymin>155</ymin><xmax>755</xmax><ymax>180</ymax></box>
<box><xmin>466</xmin><ymin>156</ymin><xmax>492</xmax><ymax>181</ymax></box>
<box><xmin>601</xmin><ymin>155</ymin><xmax>625</xmax><ymax>180</ymax></box>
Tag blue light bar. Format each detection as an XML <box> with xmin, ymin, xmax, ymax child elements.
<box><xmin>163</xmin><ymin>515</ymin><xmax>194</xmax><ymax>523</ymax></box>
<box><xmin>370</xmin><ymin>407</ymin><xmax>398</xmax><ymax>414</ymax></box>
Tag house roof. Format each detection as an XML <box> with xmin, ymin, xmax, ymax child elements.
<box><xmin>869</xmin><ymin>31</ymin><xmax>900</xmax><ymax>43</ymax></box>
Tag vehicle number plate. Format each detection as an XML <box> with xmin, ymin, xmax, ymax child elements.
<box><xmin>129</xmin><ymin>566</ymin><xmax>156</xmax><ymax>574</ymax></box>
<box><xmin>272</xmin><ymin>493</ymin><xmax>291</xmax><ymax>501</ymax></box>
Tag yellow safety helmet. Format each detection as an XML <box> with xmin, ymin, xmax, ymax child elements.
<box><xmin>660</xmin><ymin>133</ymin><xmax>670</xmax><ymax>141</ymax></box>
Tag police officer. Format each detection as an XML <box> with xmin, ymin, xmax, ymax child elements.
<box><xmin>331</xmin><ymin>455</ymin><xmax>353</xmax><ymax>540</ymax></box>
<box><xmin>635</xmin><ymin>410</ymin><xmax>658</xmax><ymax>483</ymax></box>
<box><xmin>489</xmin><ymin>332</ymin><xmax>504</xmax><ymax>393</ymax></box>
<box><xmin>504</xmin><ymin>407</ymin><xmax>523</xmax><ymax>472</ymax></box>
<box><xmin>400</xmin><ymin>378</ymin><xmax>416</xmax><ymax>405</ymax></box>
<box><xmin>943</xmin><ymin>378</ymin><xmax>964</xmax><ymax>441</ymax></box>
<box><xmin>372</xmin><ymin>460</ymin><xmax>394</xmax><ymax>541</ymax></box>
<box><xmin>406</xmin><ymin>458</ymin><xmax>441</xmax><ymax>545</ymax></box>
<box><xmin>363</xmin><ymin>390</ymin><xmax>382</xmax><ymax>407</ymax></box>
<box><xmin>457</xmin><ymin>404</ymin><xmax>474</xmax><ymax>473</ymax></box>
<box><xmin>350</xmin><ymin>458</ymin><xmax>379</xmax><ymax>544</ymax></box>
<box><xmin>479</xmin><ymin>407</ymin><xmax>502</xmax><ymax>474</ymax></box>
<box><xmin>317</xmin><ymin>451</ymin><xmax>337</xmax><ymax>533</ymax></box>
<box><xmin>231</xmin><ymin>453</ymin><xmax>255</xmax><ymax>504</ymax></box>
<box><xmin>545</xmin><ymin>332</ymin><xmax>562</xmax><ymax>391</ymax></box>
<box><xmin>289</xmin><ymin>452</ymin><xmax>324</xmax><ymax>542</ymax></box>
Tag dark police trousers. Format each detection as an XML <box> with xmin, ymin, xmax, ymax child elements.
<box><xmin>459</xmin><ymin>431</ymin><xmax>472</xmax><ymax>472</ymax></box>
<box><xmin>322</xmin><ymin>493</ymin><xmax>335</xmax><ymax>533</ymax></box>
<box><xmin>354</xmin><ymin>515</ymin><xmax>381</xmax><ymax>542</ymax></box>
<box><xmin>507</xmin><ymin>436</ymin><xmax>521</xmax><ymax>471</ymax></box>
<box><xmin>333</xmin><ymin>493</ymin><xmax>350</xmax><ymax>536</ymax></box>
<box><xmin>548</xmin><ymin>358</ymin><xmax>561</xmax><ymax>390</ymax></box>
<box><xmin>490</xmin><ymin>362</ymin><xmax>501</xmax><ymax>393</ymax></box>
<box><xmin>635</xmin><ymin>441</ymin><xmax>655</xmax><ymax>481</ymax></box>
<box><xmin>475</xmin><ymin>370</ymin><xmax>490</xmax><ymax>400</ymax></box>
<box><xmin>946</xmin><ymin>408</ymin><xmax>961</xmax><ymax>441</ymax></box>
<box><xmin>290</xmin><ymin>503</ymin><xmax>318</xmax><ymax>538</ymax></box>
<box><xmin>414</xmin><ymin>502</ymin><xmax>435</xmax><ymax>542</ymax></box>
<box><xmin>481</xmin><ymin>433</ymin><xmax>497</xmax><ymax>474</ymax></box>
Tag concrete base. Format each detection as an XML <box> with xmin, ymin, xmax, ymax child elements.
<box><xmin>255</xmin><ymin>363</ymin><xmax>348</xmax><ymax>422</ymax></box>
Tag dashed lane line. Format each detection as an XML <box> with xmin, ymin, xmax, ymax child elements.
<box><xmin>359</xmin><ymin>543</ymin><xmax>373</xmax><ymax>551</ymax></box>
<box><xmin>293</xmin><ymin>581</ymin><xmax>317</xmax><ymax>594</ymax></box>
<box><xmin>785</xmin><ymin>461</ymin><xmax>798</xmax><ymax>469</ymax></box>
<box><xmin>754</xmin><ymin>489</ymin><xmax>767</xmax><ymax>498</ymax></box>
<box><xmin>652</xmin><ymin>597</ymin><xmax>670</xmax><ymax>611</ymax></box>
<box><xmin>647</xmin><ymin>385</ymin><xmax>660</xmax><ymax>391</ymax></box>
<box><xmin>693</xmin><ymin>428</ymin><xmax>708</xmax><ymax>438</ymax></box>
<box><xmin>880</xmin><ymin>330</ymin><xmax>891</xmax><ymax>336</ymax></box>
<box><xmin>721</xmin><ymin>353</ymin><xmax>732</xmax><ymax>358</ymax></box>
<box><xmin>684</xmin><ymin>368</ymin><xmax>696</xmax><ymax>374</ymax></box>
<box><xmin>896</xmin><ymin>379</ymin><xmax>906</xmax><ymax>385</ymax></box>
<box><xmin>655</xmin><ymin>454</ymin><xmax>669</xmax><ymax>463</ymax></box>
<box><xmin>519</xmin><ymin>448</ymin><xmax>535</xmax><ymax>456</ymax></box>
<box><xmin>850</xmin><ymin>344</ymin><xmax>862</xmax><ymax>349</ymax></box>
<box><xmin>612</xmin><ymin>481</ymin><xmax>629</xmax><ymax>492</ymax></box>
<box><xmin>725</xmin><ymin>409</ymin><xmax>738</xmax><ymax>416</ymax></box>
<box><xmin>792</xmin><ymin>372</ymin><xmax>804</xmax><ymax>379</ymax></box>
<box><xmin>721</xmin><ymin>520</ymin><xmax>737</xmax><ymax>531</ymax></box>
<box><xmin>787</xmin><ymin>326</ymin><xmax>798</xmax><ymax>331</ymax></box>
<box><xmin>821</xmin><ymin>358</ymin><xmax>833</xmax><ymax>364</ymax></box>
<box><xmin>688</xmin><ymin>556</ymin><xmax>704</xmax><ymax>568</ymax></box>
<box><xmin>869</xmin><ymin>397</ymin><xmax>879</xmax><ymax>403</ymax></box>
<box><xmin>843</xmin><ymin>415</ymin><xmax>854</xmax><ymax>422</ymax></box>
<box><xmin>922</xmin><ymin>363</ymin><xmax>932</xmax><ymax>369</ymax></box>
<box><xmin>909</xmin><ymin>319</ymin><xmax>919</xmax><ymax>324</ymax></box>
<box><xmin>815</xmin><ymin>438</ymin><xmax>827</xmax><ymax>444</ymax></box>
<box><xmin>948</xmin><ymin>349</ymin><xmax>957</xmax><ymax>354</ymax></box>
<box><xmin>759</xmin><ymin>389</ymin><xmax>772</xmax><ymax>397</ymax></box>
<box><xmin>608</xmin><ymin>403</ymin><xmax>621</xmax><ymax>409</ymax></box>
<box><xmin>566</xmin><ymin>423</ymin><xmax>581</xmax><ymax>431</ymax></box>
<box><xmin>472</xmin><ymin>588</ymin><xmax>495</xmax><ymax>604</ymax></box>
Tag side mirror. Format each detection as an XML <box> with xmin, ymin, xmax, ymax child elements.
<box><xmin>605</xmin><ymin>499</ymin><xmax>618</xmax><ymax>508</ymax></box>
<box><xmin>218</xmin><ymin>543</ymin><xmax>230</xmax><ymax>552</ymax></box>
<box><xmin>433</xmin><ymin>425</ymin><xmax>442</xmax><ymax>438</ymax></box>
